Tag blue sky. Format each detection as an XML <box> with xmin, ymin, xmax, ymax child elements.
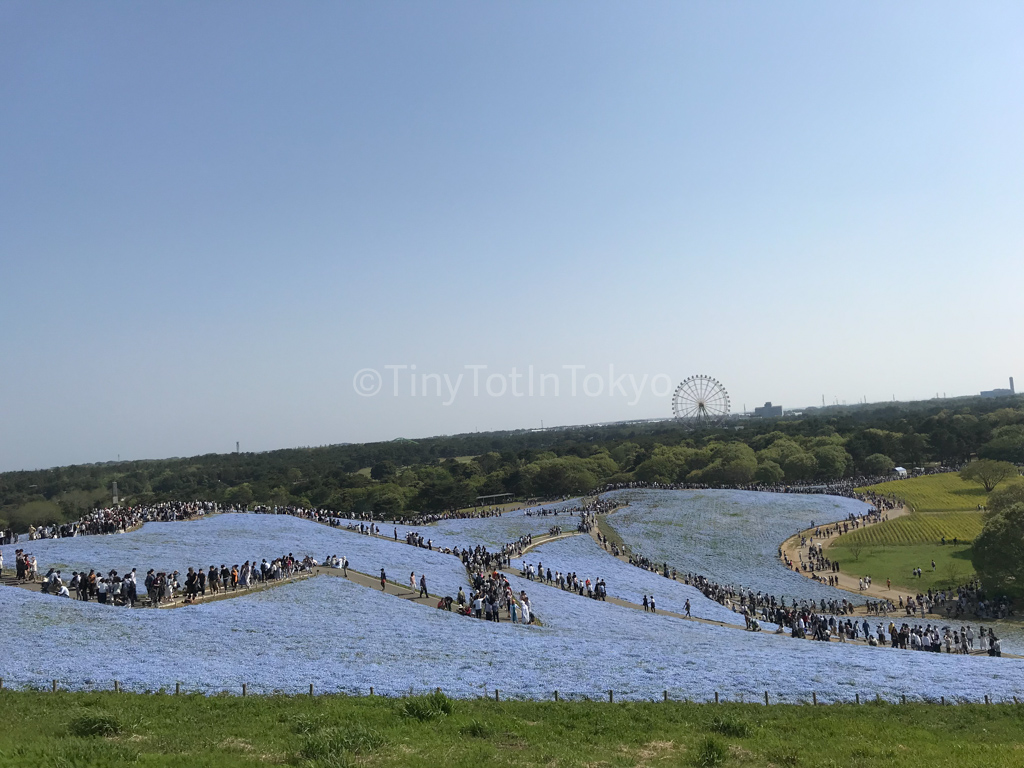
<box><xmin>1</xmin><ymin>2</ymin><xmax>1022</xmax><ymax>471</ymax></box>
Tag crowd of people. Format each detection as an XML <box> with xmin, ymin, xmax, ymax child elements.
<box><xmin>3</xmin><ymin>543</ymin><xmax>342</xmax><ymax>607</ymax></box>
<box><xmin>448</xmin><ymin>571</ymin><xmax>535</xmax><ymax>624</ymax></box>
<box><xmin>603</xmin><ymin>472</ymin><xmax>940</xmax><ymax>510</ymax></box>
<box><xmin>0</xmin><ymin>501</ymin><xmax>219</xmax><ymax>546</ymax></box>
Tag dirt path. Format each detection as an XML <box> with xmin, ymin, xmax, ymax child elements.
<box><xmin>777</xmin><ymin>506</ymin><xmax>928</xmax><ymax>605</ymax></box>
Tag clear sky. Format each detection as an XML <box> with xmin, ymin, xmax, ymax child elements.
<box><xmin>1</xmin><ymin>2</ymin><xmax>1022</xmax><ymax>471</ymax></box>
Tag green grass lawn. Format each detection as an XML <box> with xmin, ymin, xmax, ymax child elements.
<box><xmin>830</xmin><ymin>473</ymin><xmax>992</xmax><ymax>592</ymax></box>
<box><xmin>829</xmin><ymin>542</ymin><xmax>975</xmax><ymax>593</ymax></box>
<box><xmin>857</xmin><ymin>472</ymin><xmax>988</xmax><ymax>515</ymax></box>
<box><xmin>3</xmin><ymin>691</ymin><xmax>1024</xmax><ymax>768</ymax></box>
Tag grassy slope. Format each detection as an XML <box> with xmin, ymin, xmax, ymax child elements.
<box><xmin>2</xmin><ymin>692</ymin><xmax>1024</xmax><ymax>768</ymax></box>
<box><xmin>830</xmin><ymin>473</ymin><xmax>987</xmax><ymax>591</ymax></box>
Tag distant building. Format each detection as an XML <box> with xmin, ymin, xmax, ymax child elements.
<box><xmin>753</xmin><ymin>401</ymin><xmax>783</xmax><ymax>418</ymax></box>
<box><xmin>981</xmin><ymin>377</ymin><xmax>1016</xmax><ymax>398</ymax></box>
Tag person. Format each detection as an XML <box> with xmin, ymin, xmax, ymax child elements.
<box><xmin>380</xmin><ymin>568</ymin><xmax>387</xmax><ymax>590</ymax></box>
<box><xmin>409</xmin><ymin>572</ymin><xmax>416</xmax><ymax>591</ymax></box>
<box><xmin>419</xmin><ymin>574</ymin><xmax>428</xmax><ymax>598</ymax></box>
<box><xmin>642</xmin><ymin>595</ymin><xmax>649</xmax><ymax>612</ymax></box>
<box><xmin>650</xmin><ymin>596</ymin><xmax>656</xmax><ymax>614</ymax></box>
<box><xmin>684</xmin><ymin>599</ymin><xmax>691</xmax><ymax>617</ymax></box>
<box><xmin>342</xmin><ymin>556</ymin><xmax>348</xmax><ymax>577</ymax></box>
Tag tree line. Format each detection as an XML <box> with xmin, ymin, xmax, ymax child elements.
<box><xmin>1</xmin><ymin>396</ymin><xmax>1022</xmax><ymax>531</ymax></box>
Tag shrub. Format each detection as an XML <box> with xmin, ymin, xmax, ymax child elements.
<box><xmin>400</xmin><ymin>690</ymin><xmax>454</xmax><ymax>722</ymax></box>
<box><xmin>67</xmin><ymin>713</ymin><xmax>122</xmax><ymax>738</ymax></box>
<box><xmin>459</xmin><ymin>718</ymin><xmax>494</xmax><ymax>738</ymax></box>
<box><xmin>708</xmin><ymin>715</ymin><xmax>749</xmax><ymax>738</ymax></box>
<box><xmin>693</xmin><ymin>735</ymin><xmax>727</xmax><ymax>767</ymax></box>
<box><xmin>299</xmin><ymin>724</ymin><xmax>386</xmax><ymax>761</ymax></box>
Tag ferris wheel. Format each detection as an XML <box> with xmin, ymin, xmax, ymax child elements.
<box><xmin>672</xmin><ymin>375</ymin><xmax>731</xmax><ymax>426</ymax></box>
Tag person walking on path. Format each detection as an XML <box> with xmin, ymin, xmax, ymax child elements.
<box><xmin>419</xmin><ymin>574</ymin><xmax>428</xmax><ymax>598</ymax></box>
<box><xmin>642</xmin><ymin>595</ymin><xmax>649</xmax><ymax>612</ymax></box>
<box><xmin>380</xmin><ymin>568</ymin><xmax>387</xmax><ymax>591</ymax></box>
<box><xmin>685</xmin><ymin>599</ymin><xmax>691</xmax><ymax>617</ymax></box>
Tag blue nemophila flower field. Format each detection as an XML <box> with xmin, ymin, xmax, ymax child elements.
<box><xmin>603</xmin><ymin>488</ymin><xmax>873</xmax><ymax>604</ymax></box>
<box><xmin>3</xmin><ymin>496</ymin><xmax>1023</xmax><ymax>700</ymax></box>
<box><xmin>1</xmin><ymin>561</ymin><xmax>1019</xmax><ymax>702</ymax></box>
<box><xmin>15</xmin><ymin>514</ymin><xmax>470</xmax><ymax>598</ymax></box>
<box><xmin>524</xmin><ymin>533</ymin><xmax>748</xmax><ymax>627</ymax></box>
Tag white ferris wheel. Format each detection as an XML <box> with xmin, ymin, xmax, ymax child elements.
<box><xmin>671</xmin><ymin>375</ymin><xmax>730</xmax><ymax>426</ymax></box>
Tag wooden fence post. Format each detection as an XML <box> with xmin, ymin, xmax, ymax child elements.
<box><xmin>855</xmin><ymin>693</ymin><xmax>859</xmax><ymax>705</ymax></box>
<box><xmin>609</xmin><ymin>690</ymin><xmax>614</xmax><ymax>703</ymax></box>
<box><xmin>664</xmin><ymin>690</ymin><xmax>669</xmax><ymax>702</ymax></box>
<box><xmin>765</xmin><ymin>691</ymin><xmax>769</xmax><ymax>706</ymax></box>
<box><xmin>812</xmin><ymin>692</ymin><xmax>817</xmax><ymax>706</ymax></box>
<box><xmin>310</xmin><ymin>684</ymin><xmax>314</xmax><ymax>696</ymax></box>
<box><xmin>941</xmin><ymin>696</ymin><xmax>945</xmax><ymax>705</ymax></box>
<box><xmin>901</xmin><ymin>694</ymin><xmax>906</xmax><ymax>704</ymax></box>
<box><xmin>714</xmin><ymin>691</ymin><xmax>719</xmax><ymax>704</ymax></box>
<box><xmin>52</xmin><ymin>680</ymin><xmax>57</xmax><ymax>693</ymax></box>
<box><xmin>176</xmin><ymin>682</ymin><xmax>181</xmax><ymax>696</ymax></box>
<box><xmin>114</xmin><ymin>680</ymin><xmax>119</xmax><ymax>693</ymax></box>
<box><xmin>554</xmin><ymin>690</ymin><xmax>559</xmax><ymax>702</ymax></box>
<box><xmin>495</xmin><ymin>689</ymin><xmax>500</xmax><ymax>702</ymax></box>
<box><xmin>369</xmin><ymin>687</ymin><xmax>374</xmax><ymax>696</ymax></box>
<box><xmin>242</xmin><ymin>683</ymin><xmax>247</xmax><ymax>697</ymax></box>
<box><xmin>985</xmin><ymin>695</ymin><xmax>990</xmax><ymax>705</ymax></box>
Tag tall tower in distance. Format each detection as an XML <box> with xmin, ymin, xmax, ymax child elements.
<box><xmin>1011</xmin><ymin>377</ymin><xmax>1016</xmax><ymax>395</ymax></box>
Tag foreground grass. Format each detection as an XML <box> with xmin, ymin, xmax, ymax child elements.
<box><xmin>3</xmin><ymin>692</ymin><xmax>1024</xmax><ymax>768</ymax></box>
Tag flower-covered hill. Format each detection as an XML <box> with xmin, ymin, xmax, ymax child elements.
<box><xmin>1</xmin><ymin>564</ymin><xmax>1018</xmax><ymax>703</ymax></box>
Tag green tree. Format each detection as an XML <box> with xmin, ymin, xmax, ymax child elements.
<box><xmin>811</xmin><ymin>445</ymin><xmax>850</xmax><ymax>480</ymax></box>
<box><xmin>370</xmin><ymin>461</ymin><xmax>397</xmax><ymax>481</ymax></box>
<box><xmin>985</xmin><ymin>480</ymin><xmax>1024</xmax><ymax>519</ymax></box>
<box><xmin>692</xmin><ymin>443</ymin><xmax>756</xmax><ymax>485</ymax></box>
<box><xmin>754</xmin><ymin>460</ymin><xmax>785</xmax><ymax>485</ymax></box>
<box><xmin>978</xmin><ymin>426</ymin><xmax>1024</xmax><ymax>464</ymax></box>
<box><xmin>960</xmin><ymin>459</ymin><xmax>1020</xmax><ymax>493</ymax></box>
<box><xmin>862</xmin><ymin>453</ymin><xmax>895</xmax><ymax>476</ymax></box>
<box><xmin>784</xmin><ymin>452</ymin><xmax>817</xmax><ymax>482</ymax></box>
<box><xmin>369</xmin><ymin>484</ymin><xmax>407</xmax><ymax>516</ymax></box>
<box><xmin>225</xmin><ymin>483</ymin><xmax>254</xmax><ymax>507</ymax></box>
<box><xmin>971</xmin><ymin>502</ymin><xmax>1024</xmax><ymax>598</ymax></box>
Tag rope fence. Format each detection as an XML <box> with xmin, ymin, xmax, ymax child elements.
<box><xmin>0</xmin><ymin>677</ymin><xmax>1019</xmax><ymax>706</ymax></box>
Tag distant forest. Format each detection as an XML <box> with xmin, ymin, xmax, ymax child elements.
<box><xmin>2</xmin><ymin>397</ymin><xmax>1022</xmax><ymax>531</ymax></box>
